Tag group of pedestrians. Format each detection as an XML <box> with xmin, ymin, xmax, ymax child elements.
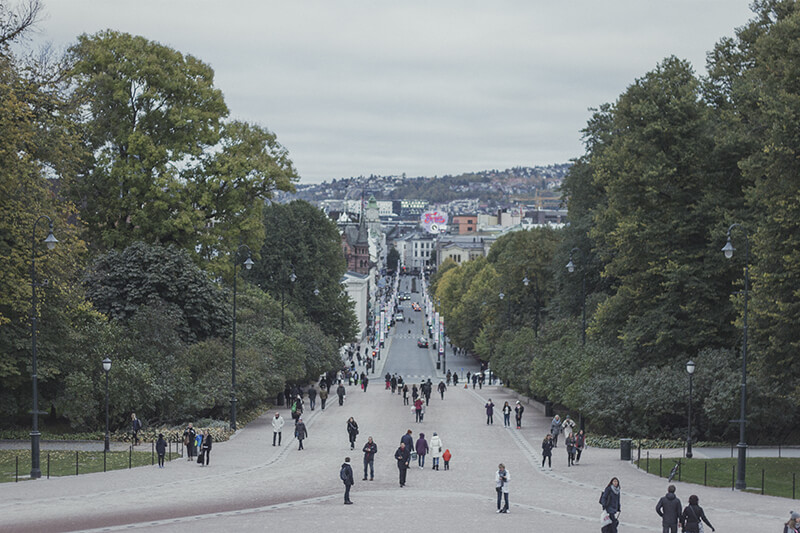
<box><xmin>178</xmin><ymin>422</ymin><xmax>212</xmax><ymax>466</ymax></box>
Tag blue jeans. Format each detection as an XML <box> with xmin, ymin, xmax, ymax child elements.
<box><xmin>418</xmin><ymin>454</ymin><xmax>425</xmax><ymax>467</ymax></box>
<box><xmin>503</xmin><ymin>413</ymin><xmax>510</xmax><ymax>426</ymax></box>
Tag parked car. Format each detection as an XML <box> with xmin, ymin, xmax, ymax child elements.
<box><xmin>417</xmin><ymin>337</ymin><xmax>429</xmax><ymax>348</ymax></box>
<box><xmin>396</xmin><ymin>312</ymin><xmax>405</xmax><ymax>322</ymax></box>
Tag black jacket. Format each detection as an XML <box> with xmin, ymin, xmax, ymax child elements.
<box><xmin>155</xmin><ymin>438</ymin><xmax>167</xmax><ymax>455</ymax></box>
<box><xmin>600</xmin><ymin>485</ymin><xmax>621</xmax><ymax>514</ymax></box>
<box><xmin>681</xmin><ymin>504</ymin><xmax>713</xmax><ymax>533</ymax></box>
<box><xmin>295</xmin><ymin>422</ymin><xmax>307</xmax><ymax>439</ymax></box>
<box><xmin>656</xmin><ymin>493</ymin><xmax>682</xmax><ymax>526</ymax></box>
<box><xmin>362</xmin><ymin>441</ymin><xmax>377</xmax><ymax>461</ymax></box>
<box><xmin>201</xmin><ymin>434</ymin><xmax>212</xmax><ymax>451</ymax></box>
<box><xmin>395</xmin><ymin>446</ymin><xmax>410</xmax><ymax>468</ymax></box>
<box><xmin>341</xmin><ymin>462</ymin><xmax>354</xmax><ymax>486</ymax></box>
<box><xmin>347</xmin><ymin>420</ymin><xmax>359</xmax><ymax>439</ymax></box>
<box><xmin>541</xmin><ymin>439</ymin><xmax>554</xmax><ymax>457</ymax></box>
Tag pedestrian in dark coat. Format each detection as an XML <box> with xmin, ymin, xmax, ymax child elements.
<box><xmin>411</xmin><ymin>384</ymin><xmax>419</xmax><ymax>401</ymax></box>
<box><xmin>395</xmin><ymin>443</ymin><xmax>410</xmax><ymax>487</ymax></box>
<box><xmin>541</xmin><ymin>434</ymin><xmax>553</xmax><ymax>469</ymax></box>
<box><xmin>565</xmin><ymin>434</ymin><xmax>576</xmax><ymax>466</ymax></box>
<box><xmin>199</xmin><ymin>429</ymin><xmax>212</xmax><ymax>466</ymax></box>
<box><xmin>295</xmin><ymin>418</ymin><xmax>308</xmax><ymax>450</ymax></box>
<box><xmin>438</xmin><ymin>381</ymin><xmax>447</xmax><ymax>399</ymax></box>
<box><xmin>656</xmin><ymin>485</ymin><xmax>683</xmax><ymax>533</ymax></box>
<box><xmin>308</xmin><ymin>386</ymin><xmax>317</xmax><ymax>410</ymax></box>
<box><xmin>550</xmin><ymin>415</ymin><xmax>561</xmax><ymax>447</ymax></box>
<box><xmin>485</xmin><ymin>399</ymin><xmax>495</xmax><ymax>425</ymax></box>
<box><xmin>362</xmin><ymin>437</ymin><xmax>377</xmax><ymax>480</ymax></box>
<box><xmin>401</xmin><ymin>429</ymin><xmax>413</xmax><ymax>451</ymax></box>
<box><xmin>341</xmin><ymin>457</ymin><xmax>354</xmax><ymax>504</ymax></box>
<box><xmin>502</xmin><ymin>401</ymin><xmax>512</xmax><ymax>427</ymax></box>
<box><xmin>402</xmin><ymin>384</ymin><xmax>409</xmax><ymax>405</ymax></box>
<box><xmin>183</xmin><ymin>423</ymin><xmax>197</xmax><ymax>459</ymax></box>
<box><xmin>600</xmin><ymin>477</ymin><xmax>621</xmax><ymax>533</ymax></box>
<box><xmin>319</xmin><ymin>386</ymin><xmax>328</xmax><ymax>410</ymax></box>
<box><xmin>681</xmin><ymin>495</ymin><xmax>715</xmax><ymax>533</ymax></box>
<box><xmin>415</xmin><ymin>433</ymin><xmax>429</xmax><ymax>468</ymax></box>
<box><xmin>514</xmin><ymin>401</ymin><xmax>524</xmax><ymax>428</ymax></box>
<box><xmin>337</xmin><ymin>383</ymin><xmax>346</xmax><ymax>405</ymax></box>
<box><xmin>155</xmin><ymin>433</ymin><xmax>167</xmax><ymax>468</ymax></box>
<box><xmin>130</xmin><ymin>413</ymin><xmax>142</xmax><ymax>446</ymax></box>
<box><xmin>347</xmin><ymin>417</ymin><xmax>359</xmax><ymax>450</ymax></box>
<box><xmin>575</xmin><ymin>429</ymin><xmax>586</xmax><ymax>463</ymax></box>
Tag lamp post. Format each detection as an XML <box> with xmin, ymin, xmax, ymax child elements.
<box><xmin>103</xmin><ymin>357</ymin><xmax>112</xmax><ymax>452</ymax></box>
<box><xmin>722</xmin><ymin>224</ymin><xmax>749</xmax><ymax>490</ymax></box>
<box><xmin>566</xmin><ymin>248</ymin><xmax>586</xmax><ymax>346</ymax></box>
<box><xmin>686</xmin><ymin>360</ymin><xmax>695</xmax><ymax>459</ymax></box>
<box><xmin>231</xmin><ymin>245</ymin><xmax>254</xmax><ymax>431</ymax></box>
<box><xmin>30</xmin><ymin>215</ymin><xmax>58</xmax><ymax>479</ymax></box>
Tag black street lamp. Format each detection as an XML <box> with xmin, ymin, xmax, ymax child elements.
<box><xmin>566</xmin><ymin>248</ymin><xmax>586</xmax><ymax>346</ymax></box>
<box><xmin>686</xmin><ymin>360</ymin><xmax>695</xmax><ymax>459</ymax></box>
<box><xmin>103</xmin><ymin>357</ymin><xmax>112</xmax><ymax>452</ymax></box>
<box><xmin>231</xmin><ymin>245</ymin><xmax>254</xmax><ymax>431</ymax></box>
<box><xmin>722</xmin><ymin>224</ymin><xmax>749</xmax><ymax>490</ymax></box>
<box><xmin>30</xmin><ymin>215</ymin><xmax>57</xmax><ymax>479</ymax></box>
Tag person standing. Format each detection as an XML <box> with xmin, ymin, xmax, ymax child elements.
<box><xmin>414</xmin><ymin>397</ymin><xmax>424</xmax><ymax>423</ymax></box>
<box><xmin>272</xmin><ymin>411</ymin><xmax>285</xmax><ymax>446</ymax></box>
<box><xmin>347</xmin><ymin>417</ymin><xmax>359</xmax><ymax>450</ymax></box>
<box><xmin>340</xmin><ymin>457</ymin><xmax>354</xmax><ymax>504</ymax></box>
<box><xmin>502</xmin><ymin>401</ymin><xmax>512</xmax><ymax>427</ymax></box>
<box><xmin>656</xmin><ymin>485</ymin><xmax>683</xmax><ymax>533</ymax></box>
<box><xmin>291</xmin><ymin>395</ymin><xmax>303</xmax><ymax>424</ymax></box>
<box><xmin>155</xmin><ymin>433</ymin><xmax>167</xmax><ymax>468</ymax></box>
<box><xmin>295</xmin><ymin>417</ymin><xmax>308</xmax><ymax>450</ymax></box>
<box><xmin>337</xmin><ymin>382</ymin><xmax>346</xmax><ymax>406</ymax></box>
<box><xmin>452</xmin><ymin>372</ymin><xmax>458</xmax><ymax>385</ymax></box>
<box><xmin>415</xmin><ymin>433</ymin><xmax>429</xmax><ymax>469</ymax></box>
<box><xmin>783</xmin><ymin>511</ymin><xmax>800</xmax><ymax>533</ymax></box>
<box><xmin>541</xmin><ymin>434</ymin><xmax>553</xmax><ymax>469</ymax></box>
<box><xmin>429</xmin><ymin>432</ymin><xmax>443</xmax><ymax>470</ymax></box>
<box><xmin>200</xmin><ymin>429</ymin><xmax>212</xmax><ymax>466</ymax></box>
<box><xmin>472</xmin><ymin>374</ymin><xmax>478</xmax><ymax>389</ymax></box>
<box><xmin>131</xmin><ymin>413</ymin><xmax>142</xmax><ymax>446</ymax></box>
<box><xmin>485</xmin><ymin>399</ymin><xmax>495</xmax><ymax>425</ymax></box>
<box><xmin>402</xmin><ymin>384</ymin><xmax>410</xmax><ymax>405</ymax></box>
<box><xmin>308</xmin><ymin>386</ymin><xmax>317</xmax><ymax>410</ymax></box>
<box><xmin>514</xmin><ymin>401</ymin><xmax>524</xmax><ymax>429</ymax></box>
<box><xmin>362</xmin><ymin>436</ymin><xmax>377</xmax><ymax>481</ymax></box>
<box><xmin>362</xmin><ymin>375</ymin><xmax>369</xmax><ymax>392</ymax></box>
<box><xmin>438</xmin><ymin>380</ymin><xmax>447</xmax><ymax>400</ymax></box>
<box><xmin>550</xmin><ymin>415</ymin><xmax>561</xmax><ymax>447</ymax></box>
<box><xmin>600</xmin><ymin>477</ymin><xmax>621</xmax><ymax>533</ymax></box>
<box><xmin>565</xmin><ymin>433</ymin><xmax>576</xmax><ymax>466</ymax></box>
<box><xmin>575</xmin><ymin>429</ymin><xmax>586</xmax><ymax>464</ymax></box>
<box><xmin>183</xmin><ymin>423</ymin><xmax>196</xmax><ymax>460</ymax></box>
<box><xmin>390</xmin><ymin>375</ymin><xmax>397</xmax><ymax>393</ymax></box>
<box><xmin>424</xmin><ymin>379</ymin><xmax>432</xmax><ymax>406</ymax></box>
<box><xmin>395</xmin><ymin>442</ymin><xmax>411</xmax><ymax>487</ymax></box>
<box><xmin>562</xmin><ymin>415</ymin><xmax>575</xmax><ymax>440</ymax></box>
<box><xmin>681</xmin><ymin>495</ymin><xmax>715</xmax><ymax>533</ymax></box>
<box><xmin>319</xmin><ymin>385</ymin><xmax>329</xmax><ymax>410</ymax></box>
<box><xmin>495</xmin><ymin>463</ymin><xmax>510</xmax><ymax>513</ymax></box>
<box><xmin>411</xmin><ymin>384</ymin><xmax>419</xmax><ymax>402</ymax></box>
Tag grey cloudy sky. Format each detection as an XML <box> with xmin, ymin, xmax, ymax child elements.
<box><xmin>31</xmin><ymin>1</ymin><xmax>753</xmax><ymax>183</ymax></box>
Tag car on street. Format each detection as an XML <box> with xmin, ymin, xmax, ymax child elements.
<box><xmin>396</xmin><ymin>312</ymin><xmax>405</xmax><ymax>321</ymax></box>
<box><xmin>417</xmin><ymin>337</ymin><xmax>428</xmax><ymax>348</ymax></box>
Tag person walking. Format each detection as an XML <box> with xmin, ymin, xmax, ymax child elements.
<box><xmin>411</xmin><ymin>384</ymin><xmax>419</xmax><ymax>402</ymax></box>
<box><xmin>514</xmin><ymin>401</ymin><xmax>524</xmax><ymax>429</ymax></box>
<box><xmin>423</xmin><ymin>379</ymin><xmax>432</xmax><ymax>406</ymax></box>
<box><xmin>414</xmin><ymin>397</ymin><xmax>424</xmax><ymax>423</ymax></box>
<box><xmin>347</xmin><ymin>417</ymin><xmax>359</xmax><ymax>450</ymax></box>
<box><xmin>308</xmin><ymin>386</ymin><xmax>317</xmax><ymax>410</ymax></box>
<box><xmin>401</xmin><ymin>429</ymin><xmax>414</xmax><ymax>451</ymax></box>
<box><xmin>565</xmin><ymin>433</ymin><xmax>576</xmax><ymax>466</ymax></box>
<box><xmin>131</xmin><ymin>413</ymin><xmax>142</xmax><ymax>446</ymax></box>
<box><xmin>502</xmin><ymin>401</ymin><xmax>512</xmax><ymax>427</ymax></box>
<box><xmin>295</xmin><ymin>417</ymin><xmax>308</xmax><ymax>450</ymax></box>
<box><xmin>362</xmin><ymin>375</ymin><xmax>369</xmax><ymax>392</ymax></box>
<box><xmin>472</xmin><ymin>374</ymin><xmax>478</xmax><ymax>389</ymax></box>
<box><xmin>272</xmin><ymin>411</ymin><xmax>285</xmax><ymax>446</ymax></box>
<box><xmin>562</xmin><ymin>414</ymin><xmax>575</xmax><ymax>440</ymax></box>
<box><xmin>319</xmin><ymin>385</ymin><xmax>329</xmax><ymax>410</ymax></box>
<box><xmin>550</xmin><ymin>414</ymin><xmax>561</xmax><ymax>447</ymax></box>
<box><xmin>362</xmin><ymin>436</ymin><xmax>377</xmax><ymax>481</ymax></box>
<box><xmin>485</xmin><ymin>399</ymin><xmax>495</xmax><ymax>425</ymax></box>
<box><xmin>415</xmin><ymin>433</ymin><xmax>429</xmax><ymax>469</ymax></box>
<box><xmin>199</xmin><ymin>429</ymin><xmax>212</xmax><ymax>466</ymax></box>
<box><xmin>656</xmin><ymin>485</ymin><xmax>683</xmax><ymax>533</ymax></box>
<box><xmin>438</xmin><ymin>380</ymin><xmax>447</xmax><ymax>400</ymax></box>
<box><xmin>446</xmin><ymin>369</ymin><xmax>451</xmax><ymax>385</ymax></box>
<box><xmin>395</xmin><ymin>442</ymin><xmax>411</xmax><ymax>487</ymax></box>
<box><xmin>495</xmin><ymin>463</ymin><xmax>510</xmax><ymax>513</ymax></box>
<box><xmin>541</xmin><ymin>434</ymin><xmax>553</xmax><ymax>469</ymax></box>
<box><xmin>575</xmin><ymin>429</ymin><xmax>586</xmax><ymax>464</ymax></box>
<box><xmin>391</xmin><ymin>375</ymin><xmax>398</xmax><ymax>393</ymax></box>
<box><xmin>402</xmin><ymin>384</ymin><xmax>410</xmax><ymax>405</ymax></box>
<box><xmin>183</xmin><ymin>423</ymin><xmax>196</xmax><ymax>460</ymax></box>
<box><xmin>291</xmin><ymin>395</ymin><xmax>303</xmax><ymax>424</ymax></box>
<box><xmin>337</xmin><ymin>382</ymin><xmax>346</xmax><ymax>406</ymax></box>
<box><xmin>155</xmin><ymin>433</ymin><xmax>167</xmax><ymax>468</ymax></box>
<box><xmin>784</xmin><ymin>511</ymin><xmax>800</xmax><ymax>533</ymax></box>
<box><xmin>429</xmin><ymin>432</ymin><xmax>443</xmax><ymax>470</ymax></box>
<box><xmin>600</xmin><ymin>477</ymin><xmax>621</xmax><ymax>533</ymax></box>
<box><xmin>340</xmin><ymin>457</ymin><xmax>354</xmax><ymax>504</ymax></box>
<box><xmin>681</xmin><ymin>495</ymin><xmax>715</xmax><ymax>533</ymax></box>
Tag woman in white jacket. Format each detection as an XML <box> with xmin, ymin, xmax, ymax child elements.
<box><xmin>495</xmin><ymin>463</ymin><xmax>510</xmax><ymax>513</ymax></box>
<box><xmin>429</xmin><ymin>432</ymin><xmax>443</xmax><ymax>470</ymax></box>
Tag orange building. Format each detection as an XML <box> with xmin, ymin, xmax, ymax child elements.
<box><xmin>451</xmin><ymin>215</ymin><xmax>477</xmax><ymax>234</ymax></box>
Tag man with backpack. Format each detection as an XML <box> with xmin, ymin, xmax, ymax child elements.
<box><xmin>655</xmin><ymin>485</ymin><xmax>683</xmax><ymax>533</ymax></box>
<box><xmin>340</xmin><ymin>457</ymin><xmax>354</xmax><ymax>504</ymax></box>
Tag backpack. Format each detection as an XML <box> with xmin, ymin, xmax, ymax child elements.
<box><xmin>340</xmin><ymin>465</ymin><xmax>348</xmax><ymax>481</ymax></box>
<box><xmin>291</xmin><ymin>401</ymin><xmax>297</xmax><ymax>414</ymax></box>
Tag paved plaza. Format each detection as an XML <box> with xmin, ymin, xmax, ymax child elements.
<box><xmin>0</xmin><ymin>298</ymin><xmax>792</xmax><ymax>531</ymax></box>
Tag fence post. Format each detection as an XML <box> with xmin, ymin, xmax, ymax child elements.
<box><xmin>762</xmin><ymin>469</ymin><xmax>765</xmax><ymax>495</ymax></box>
<box><xmin>151</xmin><ymin>441</ymin><xmax>154</xmax><ymax>465</ymax></box>
<box><xmin>678</xmin><ymin>459</ymin><xmax>682</xmax><ymax>482</ymax></box>
<box><xmin>104</xmin><ymin>449</ymin><xmax>107</xmax><ymax>473</ymax></box>
<box><xmin>732</xmin><ymin>465</ymin><xmax>735</xmax><ymax>490</ymax></box>
<box><xmin>129</xmin><ymin>445</ymin><xmax>132</xmax><ymax>469</ymax></box>
<box><xmin>15</xmin><ymin>456</ymin><xmax>18</xmax><ymax>482</ymax></box>
<box><xmin>646</xmin><ymin>451</ymin><xmax>650</xmax><ymax>473</ymax></box>
<box><xmin>793</xmin><ymin>472</ymin><xmax>796</xmax><ymax>500</ymax></box>
<box><xmin>704</xmin><ymin>461</ymin><xmax>707</xmax><ymax>486</ymax></box>
<box><xmin>731</xmin><ymin>442</ymin><xmax>734</xmax><ymax>458</ymax></box>
<box><xmin>659</xmin><ymin>454</ymin><xmax>663</xmax><ymax>477</ymax></box>
<box><xmin>47</xmin><ymin>452</ymin><xmax>50</xmax><ymax>479</ymax></box>
<box><xmin>76</xmin><ymin>451</ymin><xmax>79</xmax><ymax>476</ymax></box>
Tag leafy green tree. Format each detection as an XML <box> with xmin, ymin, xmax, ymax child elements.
<box><xmin>247</xmin><ymin>200</ymin><xmax>357</xmax><ymax>345</ymax></box>
<box><xmin>84</xmin><ymin>242</ymin><xmax>231</xmax><ymax>342</ymax></box>
<box><xmin>387</xmin><ymin>246</ymin><xmax>400</xmax><ymax>273</ymax></box>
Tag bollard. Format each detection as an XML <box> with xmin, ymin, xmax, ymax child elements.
<box><xmin>129</xmin><ymin>445</ymin><xmax>132</xmax><ymax>469</ymax></box>
<box><xmin>659</xmin><ymin>455</ymin><xmax>663</xmax><ymax>477</ymax></box>
<box><xmin>47</xmin><ymin>453</ymin><xmax>50</xmax><ymax>479</ymax></box>
<box><xmin>76</xmin><ymin>451</ymin><xmax>79</xmax><ymax>476</ymax></box>
<box><xmin>15</xmin><ymin>456</ymin><xmax>18</xmax><ymax>482</ymax></box>
<box><xmin>704</xmin><ymin>462</ymin><xmax>707</xmax><ymax>486</ymax></box>
<box><xmin>646</xmin><ymin>451</ymin><xmax>650</xmax><ymax>473</ymax></box>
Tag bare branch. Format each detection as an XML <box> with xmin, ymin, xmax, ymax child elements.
<box><xmin>0</xmin><ymin>0</ymin><xmax>43</xmax><ymax>48</ymax></box>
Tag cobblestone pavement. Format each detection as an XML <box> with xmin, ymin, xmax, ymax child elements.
<box><xmin>0</xmin><ymin>337</ymin><xmax>792</xmax><ymax>532</ymax></box>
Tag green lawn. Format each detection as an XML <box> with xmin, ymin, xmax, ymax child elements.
<box><xmin>0</xmin><ymin>448</ymin><xmax>182</xmax><ymax>483</ymax></box>
<box><xmin>635</xmin><ymin>456</ymin><xmax>800</xmax><ymax>499</ymax></box>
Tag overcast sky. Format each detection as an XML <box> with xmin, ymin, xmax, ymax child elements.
<box><xmin>29</xmin><ymin>1</ymin><xmax>754</xmax><ymax>184</ymax></box>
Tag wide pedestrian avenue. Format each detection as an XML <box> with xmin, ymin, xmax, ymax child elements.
<box><xmin>0</xmin><ymin>282</ymin><xmax>788</xmax><ymax>532</ymax></box>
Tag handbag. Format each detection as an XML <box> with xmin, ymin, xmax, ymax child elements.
<box><xmin>600</xmin><ymin>510</ymin><xmax>612</xmax><ymax>527</ymax></box>
<box><xmin>411</xmin><ymin>451</ymin><xmax>418</xmax><ymax>460</ymax></box>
